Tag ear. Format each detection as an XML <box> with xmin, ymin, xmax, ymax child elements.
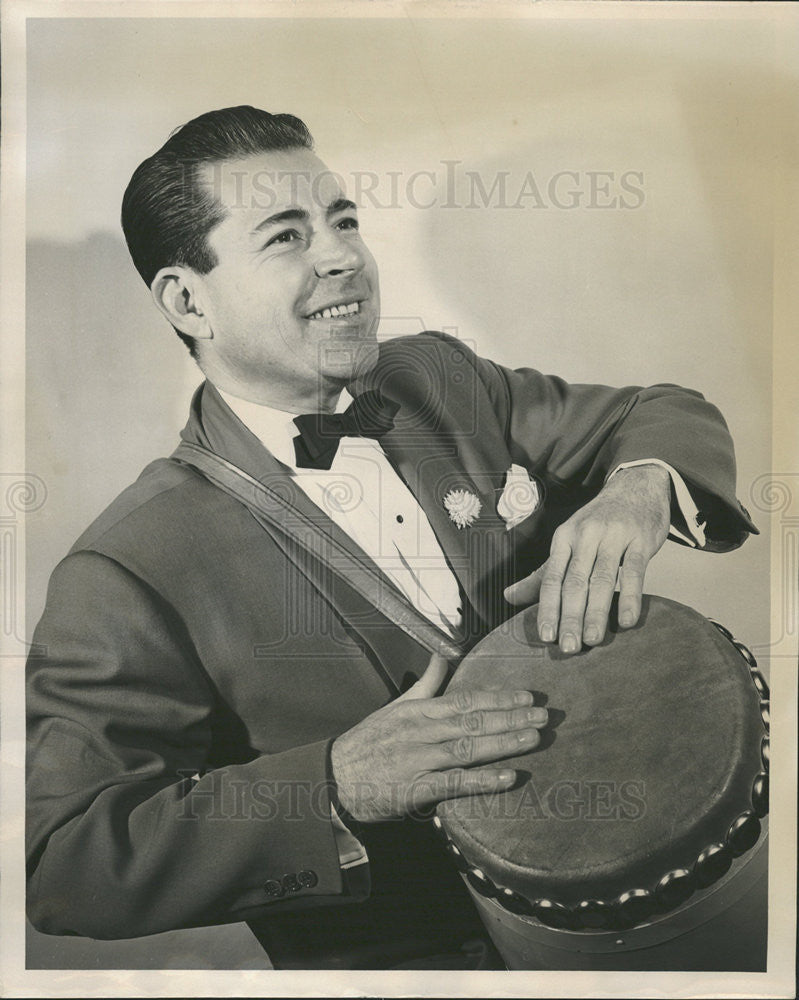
<box><xmin>150</xmin><ymin>267</ymin><xmax>214</xmax><ymax>341</ymax></box>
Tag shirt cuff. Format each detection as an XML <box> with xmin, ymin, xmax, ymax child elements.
<box><xmin>608</xmin><ymin>459</ymin><xmax>707</xmax><ymax>548</ymax></box>
<box><xmin>330</xmin><ymin>803</ymin><xmax>369</xmax><ymax>870</ymax></box>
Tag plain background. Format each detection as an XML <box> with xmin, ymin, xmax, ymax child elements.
<box><xmin>21</xmin><ymin>11</ymin><xmax>788</xmax><ymax>973</ymax></box>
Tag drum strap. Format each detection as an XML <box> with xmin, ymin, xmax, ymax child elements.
<box><xmin>172</xmin><ymin>440</ymin><xmax>466</xmax><ymax>662</ymax></box>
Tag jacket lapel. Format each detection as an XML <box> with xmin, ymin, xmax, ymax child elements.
<box><xmin>351</xmin><ymin>340</ymin><xmax>545</xmax><ymax>635</ymax></box>
<box><xmin>179</xmin><ymin>382</ymin><xmax>453</xmax><ymax>690</ymax></box>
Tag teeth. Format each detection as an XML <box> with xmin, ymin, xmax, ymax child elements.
<box><xmin>308</xmin><ymin>301</ymin><xmax>360</xmax><ymax>320</ymax></box>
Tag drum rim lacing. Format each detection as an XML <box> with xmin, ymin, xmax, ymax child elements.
<box><xmin>433</xmin><ymin>619</ymin><xmax>770</xmax><ymax>933</ymax></box>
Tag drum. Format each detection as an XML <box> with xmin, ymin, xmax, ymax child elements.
<box><xmin>434</xmin><ymin>595</ymin><xmax>769</xmax><ymax>971</ymax></box>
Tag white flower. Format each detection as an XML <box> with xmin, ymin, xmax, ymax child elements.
<box><xmin>443</xmin><ymin>488</ymin><xmax>482</xmax><ymax>529</ymax></box>
<box><xmin>497</xmin><ymin>464</ymin><xmax>541</xmax><ymax>530</ymax></box>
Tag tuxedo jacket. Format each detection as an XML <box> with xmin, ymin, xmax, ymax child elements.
<box><xmin>26</xmin><ymin>332</ymin><xmax>755</xmax><ymax>941</ymax></box>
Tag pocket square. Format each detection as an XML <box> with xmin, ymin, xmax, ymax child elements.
<box><xmin>497</xmin><ymin>464</ymin><xmax>541</xmax><ymax>530</ymax></box>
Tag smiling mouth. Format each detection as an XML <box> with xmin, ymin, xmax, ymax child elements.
<box><xmin>306</xmin><ymin>301</ymin><xmax>362</xmax><ymax>321</ymax></box>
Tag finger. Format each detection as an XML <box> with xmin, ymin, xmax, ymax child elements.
<box><xmin>555</xmin><ymin>530</ymin><xmax>601</xmax><ymax>653</ymax></box>
<box><xmin>582</xmin><ymin>544</ymin><xmax>624</xmax><ymax>645</ymax></box>
<box><xmin>536</xmin><ymin>535</ymin><xmax>573</xmax><ymax>644</ymax></box>
<box><xmin>433</xmin><ymin>727</ymin><xmax>543</xmax><ymax>770</ymax></box>
<box><xmin>397</xmin><ymin>653</ymin><xmax>450</xmax><ymax>702</ymax></box>
<box><xmin>428</xmin><ymin>704</ymin><xmax>549</xmax><ymax>741</ymax></box>
<box><xmin>503</xmin><ymin>565</ymin><xmax>545</xmax><ymax>607</ymax></box>
<box><xmin>617</xmin><ymin>546</ymin><xmax>648</xmax><ymax>628</ymax></box>
<box><xmin>421</xmin><ymin>686</ymin><xmax>535</xmax><ymax>720</ymax></box>
<box><xmin>407</xmin><ymin>767</ymin><xmax>518</xmax><ymax>811</ymax></box>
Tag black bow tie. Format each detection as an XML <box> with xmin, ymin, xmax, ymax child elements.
<box><xmin>292</xmin><ymin>390</ymin><xmax>400</xmax><ymax>470</ymax></box>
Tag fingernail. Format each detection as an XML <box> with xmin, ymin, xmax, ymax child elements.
<box><xmin>620</xmin><ymin>612</ymin><xmax>634</xmax><ymax>627</ymax></box>
<box><xmin>514</xmin><ymin>691</ymin><xmax>533</xmax><ymax>706</ymax></box>
<box><xmin>518</xmin><ymin>731</ymin><xmax>536</xmax><ymax>743</ymax></box>
<box><xmin>527</xmin><ymin>708</ymin><xmax>548</xmax><ymax>724</ymax></box>
<box><xmin>499</xmin><ymin>770</ymin><xmax>515</xmax><ymax>782</ymax></box>
<box><xmin>561</xmin><ymin>633</ymin><xmax>578</xmax><ymax>653</ymax></box>
<box><xmin>541</xmin><ymin>624</ymin><xmax>555</xmax><ymax>642</ymax></box>
<box><xmin>584</xmin><ymin>626</ymin><xmax>599</xmax><ymax>643</ymax></box>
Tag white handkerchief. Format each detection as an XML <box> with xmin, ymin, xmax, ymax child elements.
<box><xmin>497</xmin><ymin>464</ymin><xmax>541</xmax><ymax>531</ymax></box>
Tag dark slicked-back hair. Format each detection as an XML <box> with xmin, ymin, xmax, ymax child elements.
<box><xmin>121</xmin><ymin>105</ymin><xmax>314</xmax><ymax>355</ymax></box>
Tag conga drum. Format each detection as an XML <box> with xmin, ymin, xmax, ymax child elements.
<box><xmin>434</xmin><ymin>595</ymin><xmax>769</xmax><ymax>971</ymax></box>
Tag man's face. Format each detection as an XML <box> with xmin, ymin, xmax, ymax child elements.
<box><xmin>195</xmin><ymin>147</ymin><xmax>380</xmax><ymax>409</ymax></box>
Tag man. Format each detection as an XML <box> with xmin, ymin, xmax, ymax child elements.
<box><xmin>26</xmin><ymin>106</ymin><xmax>755</xmax><ymax>969</ymax></box>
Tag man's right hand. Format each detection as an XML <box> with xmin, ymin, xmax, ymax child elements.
<box><xmin>330</xmin><ymin>653</ymin><xmax>548</xmax><ymax>822</ymax></box>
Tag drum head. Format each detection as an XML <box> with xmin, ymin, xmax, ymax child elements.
<box><xmin>436</xmin><ymin>595</ymin><xmax>767</xmax><ymax>921</ymax></box>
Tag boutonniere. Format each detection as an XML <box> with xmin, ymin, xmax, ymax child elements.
<box><xmin>443</xmin><ymin>488</ymin><xmax>483</xmax><ymax>529</ymax></box>
<box><xmin>497</xmin><ymin>464</ymin><xmax>541</xmax><ymax>530</ymax></box>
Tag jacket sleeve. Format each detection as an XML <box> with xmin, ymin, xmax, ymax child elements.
<box><xmin>26</xmin><ymin>550</ymin><xmax>354</xmax><ymax>940</ymax></box>
<box><xmin>458</xmin><ymin>338</ymin><xmax>756</xmax><ymax>551</ymax></box>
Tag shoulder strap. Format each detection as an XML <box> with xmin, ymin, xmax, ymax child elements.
<box><xmin>172</xmin><ymin>440</ymin><xmax>464</xmax><ymax>661</ymax></box>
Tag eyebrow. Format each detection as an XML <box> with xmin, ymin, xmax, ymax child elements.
<box><xmin>251</xmin><ymin>198</ymin><xmax>357</xmax><ymax>234</ymax></box>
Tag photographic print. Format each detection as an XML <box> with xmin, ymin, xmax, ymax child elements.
<box><xmin>1</xmin><ymin>2</ymin><xmax>796</xmax><ymax>997</ymax></box>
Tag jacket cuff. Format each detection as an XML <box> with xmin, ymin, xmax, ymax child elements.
<box><xmin>608</xmin><ymin>459</ymin><xmax>706</xmax><ymax>547</ymax></box>
<box><xmin>606</xmin><ymin>459</ymin><xmax>757</xmax><ymax>551</ymax></box>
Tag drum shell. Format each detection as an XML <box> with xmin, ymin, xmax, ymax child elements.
<box><xmin>466</xmin><ymin>828</ymin><xmax>767</xmax><ymax>971</ymax></box>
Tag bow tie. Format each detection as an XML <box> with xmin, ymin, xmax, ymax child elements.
<box><xmin>292</xmin><ymin>390</ymin><xmax>400</xmax><ymax>470</ymax></box>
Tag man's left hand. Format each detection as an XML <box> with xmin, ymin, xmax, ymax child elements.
<box><xmin>503</xmin><ymin>464</ymin><xmax>671</xmax><ymax>654</ymax></box>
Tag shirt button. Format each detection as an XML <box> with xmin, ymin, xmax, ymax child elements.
<box><xmin>264</xmin><ymin>879</ymin><xmax>285</xmax><ymax>898</ymax></box>
<box><xmin>298</xmin><ymin>869</ymin><xmax>318</xmax><ymax>888</ymax></box>
<box><xmin>396</xmin><ymin>514</ymin><xmax>404</xmax><ymax>523</ymax></box>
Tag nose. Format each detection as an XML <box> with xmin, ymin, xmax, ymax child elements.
<box><xmin>312</xmin><ymin>229</ymin><xmax>363</xmax><ymax>279</ymax></box>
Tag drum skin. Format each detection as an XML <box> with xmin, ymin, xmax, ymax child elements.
<box><xmin>436</xmin><ymin>595</ymin><xmax>768</xmax><ymax>924</ymax></box>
